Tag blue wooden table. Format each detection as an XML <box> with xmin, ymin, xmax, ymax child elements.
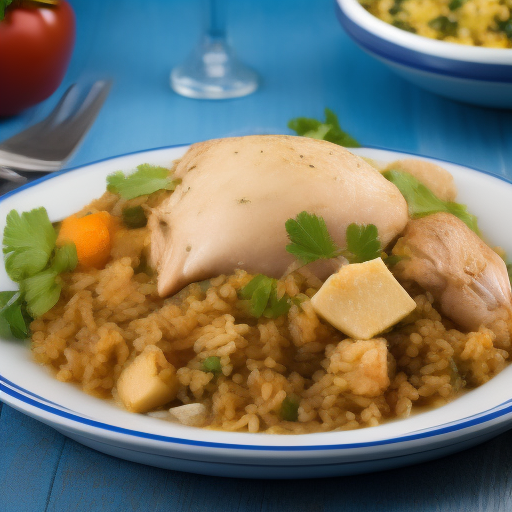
<box><xmin>2</xmin><ymin>0</ymin><xmax>512</xmax><ymax>510</ymax></box>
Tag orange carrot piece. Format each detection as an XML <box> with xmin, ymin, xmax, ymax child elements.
<box><xmin>57</xmin><ymin>211</ymin><xmax>113</xmax><ymax>269</ymax></box>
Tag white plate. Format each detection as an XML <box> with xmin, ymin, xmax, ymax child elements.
<box><xmin>1</xmin><ymin>145</ymin><xmax>512</xmax><ymax>479</ymax></box>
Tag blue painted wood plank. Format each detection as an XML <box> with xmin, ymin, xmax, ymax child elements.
<box><xmin>0</xmin><ymin>406</ymin><xmax>66</xmax><ymax>512</ymax></box>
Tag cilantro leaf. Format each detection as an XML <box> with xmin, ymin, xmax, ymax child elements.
<box><xmin>383</xmin><ymin>169</ymin><xmax>480</xmax><ymax>234</ymax></box>
<box><xmin>0</xmin><ymin>291</ymin><xmax>30</xmax><ymax>339</ymax></box>
<box><xmin>0</xmin><ymin>0</ymin><xmax>13</xmax><ymax>21</ymax></box>
<box><xmin>344</xmin><ymin>224</ymin><xmax>381</xmax><ymax>263</ymax></box>
<box><xmin>52</xmin><ymin>244</ymin><xmax>78</xmax><ymax>274</ymax></box>
<box><xmin>240</xmin><ymin>275</ymin><xmax>291</xmax><ymax>319</ymax></box>
<box><xmin>22</xmin><ymin>269</ymin><xmax>62</xmax><ymax>319</ymax></box>
<box><xmin>285</xmin><ymin>211</ymin><xmax>339</xmax><ymax>264</ymax></box>
<box><xmin>107</xmin><ymin>164</ymin><xmax>178</xmax><ymax>200</ymax></box>
<box><xmin>288</xmin><ymin>108</ymin><xmax>361</xmax><ymax>148</ymax></box>
<box><xmin>3</xmin><ymin>208</ymin><xmax>57</xmax><ymax>282</ymax></box>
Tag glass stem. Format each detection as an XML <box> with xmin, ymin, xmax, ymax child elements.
<box><xmin>206</xmin><ymin>0</ymin><xmax>227</xmax><ymax>41</ymax></box>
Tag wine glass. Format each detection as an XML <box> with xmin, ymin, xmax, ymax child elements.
<box><xmin>170</xmin><ymin>0</ymin><xmax>259</xmax><ymax>99</ymax></box>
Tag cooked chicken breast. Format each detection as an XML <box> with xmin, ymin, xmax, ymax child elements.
<box><xmin>149</xmin><ymin>135</ymin><xmax>409</xmax><ymax>297</ymax></box>
<box><xmin>392</xmin><ymin>212</ymin><xmax>512</xmax><ymax>348</ymax></box>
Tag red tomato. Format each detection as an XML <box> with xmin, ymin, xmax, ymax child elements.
<box><xmin>0</xmin><ymin>1</ymin><xmax>76</xmax><ymax>117</ymax></box>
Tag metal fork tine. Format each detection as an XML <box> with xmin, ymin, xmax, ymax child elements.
<box><xmin>50</xmin><ymin>80</ymin><xmax>112</xmax><ymax>152</ymax></box>
<box><xmin>0</xmin><ymin>80</ymin><xmax>111</xmax><ymax>173</ymax></box>
<box><xmin>44</xmin><ymin>83</ymin><xmax>81</xmax><ymax>126</ymax></box>
<box><xmin>0</xmin><ymin>85</ymin><xmax>79</xmax><ymax>148</ymax></box>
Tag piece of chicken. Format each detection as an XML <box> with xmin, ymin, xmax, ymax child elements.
<box><xmin>392</xmin><ymin>212</ymin><xmax>512</xmax><ymax>348</ymax></box>
<box><xmin>149</xmin><ymin>135</ymin><xmax>409</xmax><ymax>297</ymax></box>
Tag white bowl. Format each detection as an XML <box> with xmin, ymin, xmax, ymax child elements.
<box><xmin>335</xmin><ymin>0</ymin><xmax>512</xmax><ymax>108</ymax></box>
<box><xmin>2</xmin><ymin>145</ymin><xmax>512</xmax><ymax>478</ymax></box>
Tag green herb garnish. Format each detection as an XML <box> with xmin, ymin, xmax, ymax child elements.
<box><xmin>1</xmin><ymin>209</ymin><xmax>78</xmax><ymax>338</ymax></box>
<box><xmin>240</xmin><ymin>275</ymin><xmax>291</xmax><ymax>319</ymax></box>
<box><xmin>345</xmin><ymin>224</ymin><xmax>381</xmax><ymax>263</ymax></box>
<box><xmin>428</xmin><ymin>16</ymin><xmax>458</xmax><ymax>37</ymax></box>
<box><xmin>383</xmin><ymin>170</ymin><xmax>479</xmax><ymax>233</ymax></box>
<box><xmin>496</xmin><ymin>16</ymin><xmax>512</xmax><ymax>40</ymax></box>
<box><xmin>107</xmin><ymin>164</ymin><xmax>178</xmax><ymax>200</ymax></box>
<box><xmin>448</xmin><ymin>0</ymin><xmax>467</xmax><ymax>10</ymax></box>
<box><xmin>22</xmin><ymin>244</ymin><xmax>78</xmax><ymax>318</ymax></box>
<box><xmin>202</xmin><ymin>356</ymin><xmax>222</xmax><ymax>375</ymax></box>
<box><xmin>280</xmin><ymin>395</ymin><xmax>300</xmax><ymax>422</ymax></box>
<box><xmin>285</xmin><ymin>212</ymin><xmax>339</xmax><ymax>265</ymax></box>
<box><xmin>392</xmin><ymin>20</ymin><xmax>417</xmax><ymax>32</ymax></box>
<box><xmin>285</xmin><ymin>211</ymin><xmax>381</xmax><ymax>265</ymax></box>
<box><xmin>288</xmin><ymin>108</ymin><xmax>360</xmax><ymax>148</ymax></box>
<box><xmin>122</xmin><ymin>205</ymin><xmax>147</xmax><ymax>228</ymax></box>
<box><xmin>507</xmin><ymin>263</ymin><xmax>512</xmax><ymax>286</ymax></box>
<box><xmin>3</xmin><ymin>208</ymin><xmax>57</xmax><ymax>282</ymax></box>
<box><xmin>0</xmin><ymin>291</ymin><xmax>29</xmax><ymax>339</ymax></box>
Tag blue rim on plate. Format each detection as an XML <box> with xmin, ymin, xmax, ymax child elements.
<box><xmin>334</xmin><ymin>0</ymin><xmax>512</xmax><ymax>83</ymax></box>
<box><xmin>2</xmin><ymin>144</ymin><xmax>512</xmax><ymax>453</ymax></box>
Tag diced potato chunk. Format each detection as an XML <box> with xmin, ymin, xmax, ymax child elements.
<box><xmin>328</xmin><ymin>338</ymin><xmax>390</xmax><ymax>397</ymax></box>
<box><xmin>311</xmin><ymin>258</ymin><xmax>416</xmax><ymax>339</ymax></box>
<box><xmin>169</xmin><ymin>403</ymin><xmax>207</xmax><ymax>427</ymax></box>
<box><xmin>117</xmin><ymin>346</ymin><xmax>178</xmax><ymax>413</ymax></box>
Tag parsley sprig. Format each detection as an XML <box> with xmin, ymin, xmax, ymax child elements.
<box><xmin>383</xmin><ymin>169</ymin><xmax>479</xmax><ymax>234</ymax></box>
<box><xmin>1</xmin><ymin>208</ymin><xmax>78</xmax><ymax>339</ymax></box>
<box><xmin>285</xmin><ymin>211</ymin><xmax>381</xmax><ymax>265</ymax></box>
<box><xmin>288</xmin><ymin>108</ymin><xmax>360</xmax><ymax>148</ymax></box>
<box><xmin>107</xmin><ymin>164</ymin><xmax>179</xmax><ymax>200</ymax></box>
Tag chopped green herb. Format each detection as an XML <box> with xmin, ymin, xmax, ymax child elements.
<box><xmin>496</xmin><ymin>16</ymin><xmax>512</xmax><ymax>40</ymax></box>
<box><xmin>392</xmin><ymin>20</ymin><xmax>417</xmax><ymax>32</ymax></box>
<box><xmin>240</xmin><ymin>275</ymin><xmax>291</xmax><ymax>319</ymax></box>
<box><xmin>202</xmin><ymin>356</ymin><xmax>222</xmax><ymax>375</ymax></box>
<box><xmin>388</xmin><ymin>0</ymin><xmax>404</xmax><ymax>15</ymax></box>
<box><xmin>3</xmin><ymin>208</ymin><xmax>57</xmax><ymax>281</ymax></box>
<box><xmin>428</xmin><ymin>16</ymin><xmax>458</xmax><ymax>37</ymax></box>
<box><xmin>507</xmin><ymin>263</ymin><xmax>512</xmax><ymax>285</ymax></box>
<box><xmin>345</xmin><ymin>224</ymin><xmax>381</xmax><ymax>264</ymax></box>
<box><xmin>0</xmin><ymin>0</ymin><xmax>13</xmax><ymax>21</ymax></box>
<box><xmin>448</xmin><ymin>0</ymin><xmax>466</xmax><ymax>10</ymax></box>
<box><xmin>107</xmin><ymin>164</ymin><xmax>178</xmax><ymax>200</ymax></box>
<box><xmin>285</xmin><ymin>211</ymin><xmax>339</xmax><ymax>265</ymax></box>
<box><xmin>288</xmin><ymin>108</ymin><xmax>360</xmax><ymax>148</ymax></box>
<box><xmin>280</xmin><ymin>395</ymin><xmax>300</xmax><ymax>422</ymax></box>
<box><xmin>122</xmin><ymin>205</ymin><xmax>147</xmax><ymax>228</ymax></box>
<box><xmin>383</xmin><ymin>254</ymin><xmax>404</xmax><ymax>268</ymax></box>
<box><xmin>383</xmin><ymin>170</ymin><xmax>479</xmax><ymax>233</ymax></box>
<box><xmin>0</xmin><ymin>291</ymin><xmax>30</xmax><ymax>339</ymax></box>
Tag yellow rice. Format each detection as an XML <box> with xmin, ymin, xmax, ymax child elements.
<box><xmin>30</xmin><ymin>189</ymin><xmax>509</xmax><ymax>434</ymax></box>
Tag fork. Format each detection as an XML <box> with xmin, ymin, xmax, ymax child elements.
<box><xmin>0</xmin><ymin>81</ymin><xmax>112</xmax><ymax>183</ymax></box>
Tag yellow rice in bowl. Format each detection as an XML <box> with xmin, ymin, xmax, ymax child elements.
<box><xmin>361</xmin><ymin>0</ymin><xmax>512</xmax><ymax>47</ymax></box>
<box><xmin>29</xmin><ymin>188</ymin><xmax>509</xmax><ymax>434</ymax></box>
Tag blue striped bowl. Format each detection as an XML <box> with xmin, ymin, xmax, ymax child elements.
<box><xmin>335</xmin><ymin>0</ymin><xmax>512</xmax><ymax>108</ymax></box>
